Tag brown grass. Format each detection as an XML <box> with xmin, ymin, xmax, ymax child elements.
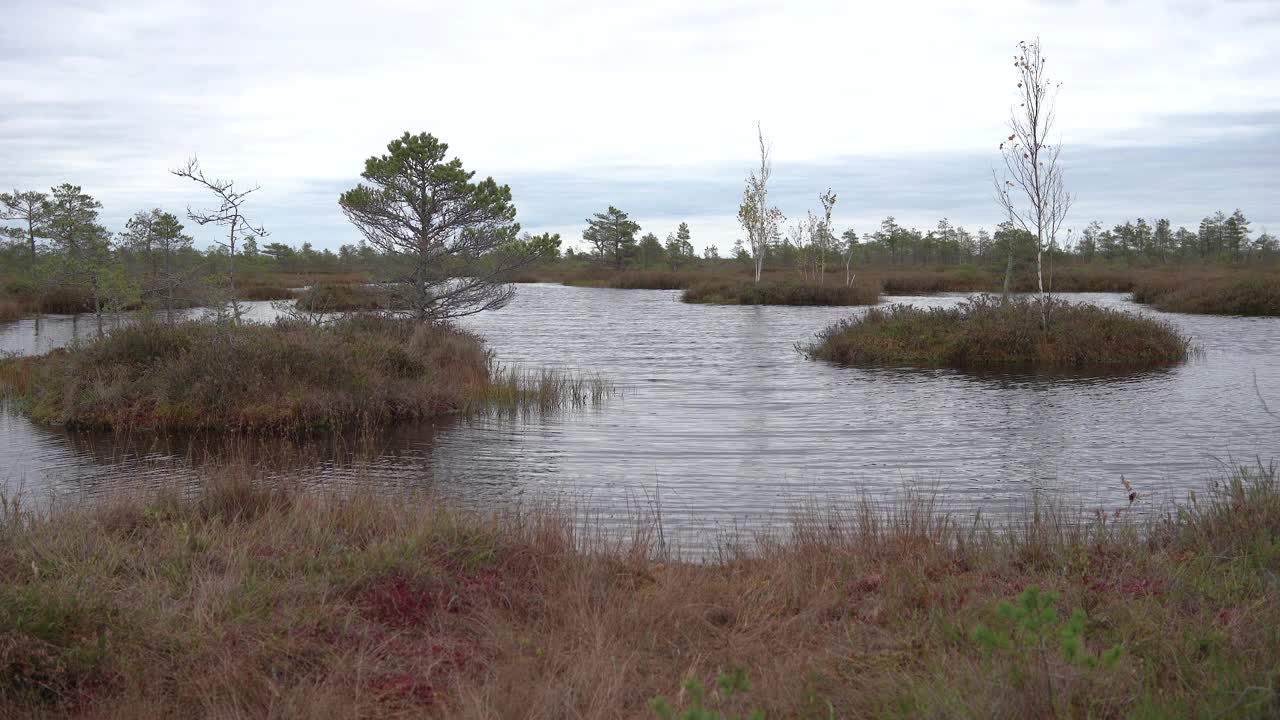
<box><xmin>682</xmin><ymin>279</ymin><xmax>880</xmax><ymax>306</ymax></box>
<box><xmin>0</xmin><ymin>461</ymin><xmax>1276</xmax><ymax>718</ymax></box>
<box><xmin>1133</xmin><ymin>275</ymin><xmax>1280</xmax><ymax>316</ymax></box>
<box><xmin>0</xmin><ymin>317</ymin><xmax>608</xmax><ymax>434</ymax></box>
<box><xmin>519</xmin><ymin>264</ymin><xmax>1278</xmax><ymax>301</ymax></box>
<box><xmin>807</xmin><ymin>296</ymin><xmax>1190</xmax><ymax>370</ymax></box>
<box><xmin>293</xmin><ymin>283</ymin><xmax>410</xmax><ymax>312</ymax></box>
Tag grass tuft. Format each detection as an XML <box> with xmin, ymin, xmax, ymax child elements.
<box><xmin>805</xmin><ymin>295</ymin><xmax>1190</xmax><ymax>370</ymax></box>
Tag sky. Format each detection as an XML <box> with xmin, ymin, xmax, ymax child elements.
<box><xmin>2</xmin><ymin>0</ymin><xmax>1278</xmax><ymax>253</ymax></box>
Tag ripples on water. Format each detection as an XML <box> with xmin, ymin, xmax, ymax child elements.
<box><xmin>2</xmin><ymin>287</ymin><xmax>1277</xmax><ymax>548</ymax></box>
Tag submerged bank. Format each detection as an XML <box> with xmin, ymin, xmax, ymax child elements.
<box><xmin>0</xmin><ymin>462</ymin><xmax>1276</xmax><ymax>718</ymax></box>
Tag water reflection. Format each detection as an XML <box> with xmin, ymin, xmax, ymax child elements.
<box><xmin>1</xmin><ymin>288</ymin><xmax>1277</xmax><ymax>548</ymax></box>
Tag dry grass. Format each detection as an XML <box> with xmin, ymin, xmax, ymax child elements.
<box><xmin>236</xmin><ymin>284</ymin><xmax>297</xmax><ymax>301</ymax></box>
<box><xmin>682</xmin><ymin>279</ymin><xmax>880</xmax><ymax>306</ymax></box>
<box><xmin>558</xmin><ymin>269</ymin><xmax>724</xmax><ymax>290</ymax></box>
<box><xmin>0</xmin><ymin>462</ymin><xmax>1277</xmax><ymax>718</ymax></box>
<box><xmin>1133</xmin><ymin>275</ymin><xmax>1280</xmax><ymax>316</ymax></box>
<box><xmin>0</xmin><ymin>317</ymin><xmax>608</xmax><ymax>434</ymax></box>
<box><xmin>807</xmin><ymin>296</ymin><xmax>1190</xmax><ymax>370</ymax></box>
<box><xmin>293</xmin><ymin>283</ymin><xmax>410</xmax><ymax>312</ymax></box>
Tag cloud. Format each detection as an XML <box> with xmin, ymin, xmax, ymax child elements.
<box><xmin>2</xmin><ymin>0</ymin><xmax>1277</xmax><ymax>250</ymax></box>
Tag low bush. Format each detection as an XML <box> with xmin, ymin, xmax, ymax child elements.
<box><xmin>682</xmin><ymin>280</ymin><xmax>879</xmax><ymax>306</ymax></box>
<box><xmin>805</xmin><ymin>295</ymin><xmax>1190</xmax><ymax>370</ymax></box>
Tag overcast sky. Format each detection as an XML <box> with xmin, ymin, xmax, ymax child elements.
<box><xmin>3</xmin><ymin>0</ymin><xmax>1278</xmax><ymax>253</ymax></box>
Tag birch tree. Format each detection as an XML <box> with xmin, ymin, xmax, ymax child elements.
<box><xmin>816</xmin><ymin>189</ymin><xmax>836</xmax><ymax>285</ymax></box>
<box><xmin>172</xmin><ymin>157</ymin><xmax>268</xmax><ymax>324</ymax></box>
<box><xmin>737</xmin><ymin>124</ymin><xmax>783</xmax><ymax>283</ymax></box>
<box><xmin>993</xmin><ymin>38</ymin><xmax>1072</xmax><ymax>325</ymax></box>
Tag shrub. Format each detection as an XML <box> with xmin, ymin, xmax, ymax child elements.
<box><xmin>805</xmin><ymin>295</ymin><xmax>1189</xmax><ymax>370</ymax></box>
<box><xmin>682</xmin><ymin>280</ymin><xmax>879</xmax><ymax>306</ymax></box>
<box><xmin>971</xmin><ymin>586</ymin><xmax>1123</xmax><ymax>716</ymax></box>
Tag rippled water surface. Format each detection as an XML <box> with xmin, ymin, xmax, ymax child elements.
<box><xmin>3</xmin><ymin>286</ymin><xmax>1278</xmax><ymax>547</ymax></box>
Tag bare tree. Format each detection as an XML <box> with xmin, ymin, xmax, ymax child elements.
<box><xmin>172</xmin><ymin>157</ymin><xmax>268</xmax><ymax>324</ymax></box>
<box><xmin>993</xmin><ymin>38</ymin><xmax>1073</xmax><ymax>325</ymax></box>
<box><xmin>737</xmin><ymin>124</ymin><xmax>784</xmax><ymax>283</ymax></box>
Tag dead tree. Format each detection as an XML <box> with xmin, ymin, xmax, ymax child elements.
<box><xmin>172</xmin><ymin>157</ymin><xmax>267</xmax><ymax>324</ymax></box>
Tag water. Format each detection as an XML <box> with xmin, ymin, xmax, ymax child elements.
<box><xmin>2</xmin><ymin>286</ymin><xmax>1278</xmax><ymax>548</ymax></box>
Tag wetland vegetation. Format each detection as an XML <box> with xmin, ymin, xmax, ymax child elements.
<box><xmin>0</xmin><ymin>462</ymin><xmax>1276</xmax><ymax>718</ymax></box>
<box><xmin>804</xmin><ymin>296</ymin><xmax>1191</xmax><ymax>371</ymax></box>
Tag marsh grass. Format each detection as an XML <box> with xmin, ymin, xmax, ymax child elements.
<box><xmin>293</xmin><ymin>283</ymin><xmax>411</xmax><ymax>312</ymax></box>
<box><xmin>473</xmin><ymin>366</ymin><xmax>614</xmax><ymax>415</ymax></box>
<box><xmin>0</xmin><ymin>461</ymin><xmax>1276</xmax><ymax>718</ymax></box>
<box><xmin>1133</xmin><ymin>275</ymin><xmax>1280</xmax><ymax>316</ymax></box>
<box><xmin>235</xmin><ymin>284</ymin><xmax>297</xmax><ymax>301</ymax></box>
<box><xmin>0</xmin><ymin>316</ymin><xmax>609</xmax><ymax>434</ymax></box>
<box><xmin>682</xmin><ymin>279</ymin><xmax>880</xmax><ymax>306</ymax></box>
<box><xmin>561</xmin><ymin>270</ymin><xmax>719</xmax><ymax>290</ymax></box>
<box><xmin>806</xmin><ymin>295</ymin><xmax>1190</xmax><ymax>370</ymax></box>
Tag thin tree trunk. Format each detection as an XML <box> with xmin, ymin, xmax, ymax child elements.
<box><xmin>1002</xmin><ymin>249</ymin><xmax>1013</xmax><ymax>296</ymax></box>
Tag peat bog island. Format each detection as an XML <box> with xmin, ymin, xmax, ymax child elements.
<box><xmin>2</xmin><ymin>4</ymin><xmax>1279</xmax><ymax>718</ymax></box>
